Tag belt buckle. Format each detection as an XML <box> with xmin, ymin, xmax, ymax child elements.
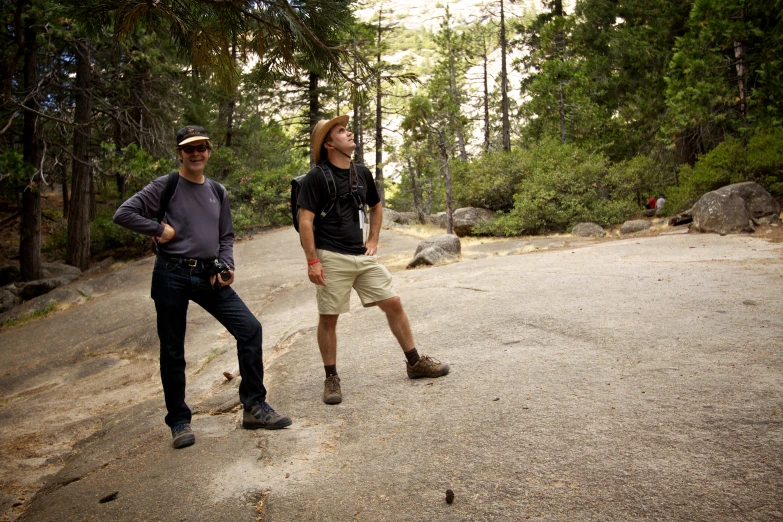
<box><xmin>187</xmin><ymin>259</ymin><xmax>198</xmax><ymax>267</ymax></box>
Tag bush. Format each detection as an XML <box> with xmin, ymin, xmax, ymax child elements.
<box><xmin>453</xmin><ymin>148</ymin><xmax>530</xmax><ymax>211</ymax></box>
<box><xmin>665</xmin><ymin>127</ymin><xmax>783</xmax><ymax>213</ymax></box>
<box><xmin>485</xmin><ymin>139</ymin><xmax>637</xmax><ymax>236</ymax></box>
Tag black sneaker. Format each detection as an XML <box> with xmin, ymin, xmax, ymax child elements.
<box><xmin>171</xmin><ymin>423</ymin><xmax>195</xmax><ymax>449</ymax></box>
<box><xmin>242</xmin><ymin>401</ymin><xmax>292</xmax><ymax>430</ymax></box>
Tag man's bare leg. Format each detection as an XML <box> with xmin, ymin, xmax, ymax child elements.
<box><xmin>318</xmin><ymin>314</ymin><xmax>342</xmax><ymax>404</ymax></box>
<box><xmin>376</xmin><ymin>296</ymin><xmax>450</xmax><ymax>378</ymax></box>
<box><xmin>375</xmin><ymin>296</ymin><xmax>415</xmax><ymax>351</ymax></box>
<box><xmin>317</xmin><ymin>314</ymin><xmax>339</xmax><ymax>365</ymax></box>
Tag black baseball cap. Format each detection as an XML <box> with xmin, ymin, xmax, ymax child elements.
<box><xmin>176</xmin><ymin>125</ymin><xmax>210</xmax><ymax>146</ymax></box>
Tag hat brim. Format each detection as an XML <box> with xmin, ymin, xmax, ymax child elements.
<box><xmin>311</xmin><ymin>115</ymin><xmax>349</xmax><ymax>165</ymax></box>
<box><xmin>179</xmin><ymin>136</ymin><xmax>210</xmax><ymax>146</ymax></box>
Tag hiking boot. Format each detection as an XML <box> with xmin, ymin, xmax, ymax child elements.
<box><xmin>407</xmin><ymin>355</ymin><xmax>450</xmax><ymax>379</ymax></box>
<box><xmin>323</xmin><ymin>375</ymin><xmax>342</xmax><ymax>405</ymax></box>
<box><xmin>242</xmin><ymin>401</ymin><xmax>292</xmax><ymax>430</ymax></box>
<box><xmin>171</xmin><ymin>423</ymin><xmax>195</xmax><ymax>449</ymax></box>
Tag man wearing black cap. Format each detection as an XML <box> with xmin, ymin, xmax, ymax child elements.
<box><xmin>297</xmin><ymin>115</ymin><xmax>450</xmax><ymax>406</ymax></box>
<box><xmin>113</xmin><ymin>125</ymin><xmax>291</xmax><ymax>449</ymax></box>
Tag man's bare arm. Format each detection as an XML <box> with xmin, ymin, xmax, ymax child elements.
<box><xmin>299</xmin><ymin>209</ymin><xmax>326</xmax><ymax>286</ymax></box>
<box><xmin>365</xmin><ymin>202</ymin><xmax>383</xmax><ymax>256</ymax></box>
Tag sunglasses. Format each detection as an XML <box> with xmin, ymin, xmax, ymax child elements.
<box><xmin>180</xmin><ymin>144</ymin><xmax>210</xmax><ymax>153</ymax></box>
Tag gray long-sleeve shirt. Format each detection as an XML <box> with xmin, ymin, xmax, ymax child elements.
<box><xmin>113</xmin><ymin>173</ymin><xmax>235</xmax><ymax>268</ymax></box>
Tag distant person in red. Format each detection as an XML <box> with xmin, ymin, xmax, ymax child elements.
<box><xmin>647</xmin><ymin>196</ymin><xmax>657</xmax><ymax>210</ymax></box>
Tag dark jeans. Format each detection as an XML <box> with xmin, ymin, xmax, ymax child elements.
<box><xmin>151</xmin><ymin>258</ymin><xmax>266</xmax><ymax>427</ymax></box>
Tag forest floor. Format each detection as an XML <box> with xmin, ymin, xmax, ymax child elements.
<box><xmin>0</xmin><ymin>194</ymin><xmax>782</xmax><ymax>521</ymax></box>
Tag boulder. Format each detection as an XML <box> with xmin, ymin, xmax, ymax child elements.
<box><xmin>383</xmin><ymin>207</ymin><xmax>401</xmax><ymax>223</ymax></box>
<box><xmin>571</xmin><ymin>223</ymin><xmax>606</xmax><ymax>238</ymax></box>
<box><xmin>691</xmin><ymin>191</ymin><xmax>754</xmax><ymax>235</ymax></box>
<box><xmin>620</xmin><ymin>220</ymin><xmax>651</xmax><ymax>235</ymax></box>
<box><xmin>407</xmin><ymin>246</ymin><xmax>455</xmax><ymax>268</ymax></box>
<box><xmin>414</xmin><ymin>234</ymin><xmax>461</xmax><ymax>257</ymax></box>
<box><xmin>4</xmin><ymin>246</ymin><xmax>19</xmax><ymax>260</ymax></box>
<box><xmin>41</xmin><ymin>262</ymin><xmax>82</xmax><ymax>279</ymax></box>
<box><xmin>17</xmin><ymin>274</ymin><xmax>79</xmax><ymax>300</ymax></box>
<box><xmin>0</xmin><ymin>265</ymin><xmax>21</xmax><ymax>286</ymax></box>
<box><xmin>0</xmin><ymin>288</ymin><xmax>20</xmax><ymax>313</ymax></box>
<box><xmin>397</xmin><ymin>212</ymin><xmax>421</xmax><ymax>225</ymax></box>
<box><xmin>452</xmin><ymin>207</ymin><xmax>496</xmax><ymax>236</ymax></box>
<box><xmin>432</xmin><ymin>212</ymin><xmax>447</xmax><ymax>228</ymax></box>
<box><xmin>712</xmin><ymin>181</ymin><xmax>780</xmax><ymax>220</ymax></box>
<box><xmin>669</xmin><ymin>208</ymin><xmax>693</xmax><ymax>227</ymax></box>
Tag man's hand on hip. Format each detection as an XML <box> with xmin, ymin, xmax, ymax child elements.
<box><xmin>308</xmin><ymin>262</ymin><xmax>326</xmax><ymax>286</ymax></box>
<box><xmin>157</xmin><ymin>223</ymin><xmax>176</xmax><ymax>244</ymax></box>
<box><xmin>364</xmin><ymin>239</ymin><xmax>378</xmax><ymax>256</ymax></box>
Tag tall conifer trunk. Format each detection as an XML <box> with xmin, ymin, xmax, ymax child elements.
<box><xmin>67</xmin><ymin>38</ymin><xmax>93</xmax><ymax>271</ymax></box>
<box><xmin>375</xmin><ymin>9</ymin><xmax>385</xmax><ymax>205</ymax></box>
<box><xmin>20</xmin><ymin>15</ymin><xmax>41</xmax><ymax>281</ymax></box>
<box><xmin>499</xmin><ymin>0</ymin><xmax>511</xmax><ymax>151</ymax></box>
<box><xmin>308</xmin><ymin>72</ymin><xmax>320</xmax><ymax>166</ymax></box>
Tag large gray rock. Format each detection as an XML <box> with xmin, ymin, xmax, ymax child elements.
<box><xmin>0</xmin><ymin>265</ymin><xmax>20</xmax><ymax>286</ymax></box>
<box><xmin>712</xmin><ymin>181</ymin><xmax>780</xmax><ymax>220</ymax></box>
<box><xmin>432</xmin><ymin>212</ymin><xmax>447</xmax><ymax>228</ymax></box>
<box><xmin>17</xmin><ymin>274</ymin><xmax>79</xmax><ymax>300</ymax></box>
<box><xmin>407</xmin><ymin>246</ymin><xmax>456</xmax><ymax>268</ymax></box>
<box><xmin>620</xmin><ymin>220</ymin><xmax>651</xmax><ymax>235</ymax></box>
<box><xmin>452</xmin><ymin>207</ymin><xmax>496</xmax><ymax>236</ymax></box>
<box><xmin>4</xmin><ymin>246</ymin><xmax>19</xmax><ymax>260</ymax></box>
<box><xmin>398</xmin><ymin>212</ymin><xmax>420</xmax><ymax>225</ymax></box>
<box><xmin>414</xmin><ymin>234</ymin><xmax>461</xmax><ymax>256</ymax></box>
<box><xmin>41</xmin><ymin>262</ymin><xmax>82</xmax><ymax>279</ymax></box>
<box><xmin>383</xmin><ymin>207</ymin><xmax>402</xmax><ymax>224</ymax></box>
<box><xmin>0</xmin><ymin>288</ymin><xmax>20</xmax><ymax>313</ymax></box>
<box><xmin>691</xmin><ymin>191</ymin><xmax>754</xmax><ymax>235</ymax></box>
<box><xmin>571</xmin><ymin>223</ymin><xmax>606</xmax><ymax>238</ymax></box>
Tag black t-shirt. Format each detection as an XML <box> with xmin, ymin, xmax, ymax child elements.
<box><xmin>297</xmin><ymin>161</ymin><xmax>380</xmax><ymax>255</ymax></box>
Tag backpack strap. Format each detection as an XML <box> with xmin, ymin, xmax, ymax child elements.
<box><xmin>317</xmin><ymin>163</ymin><xmax>338</xmax><ymax>220</ymax></box>
<box><xmin>155</xmin><ymin>171</ymin><xmax>180</xmax><ymax>224</ymax></box>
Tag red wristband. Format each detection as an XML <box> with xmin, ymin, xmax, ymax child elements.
<box><xmin>307</xmin><ymin>259</ymin><xmax>320</xmax><ymax>266</ymax></box>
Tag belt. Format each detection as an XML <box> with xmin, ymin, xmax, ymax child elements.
<box><xmin>157</xmin><ymin>253</ymin><xmax>212</xmax><ymax>269</ymax></box>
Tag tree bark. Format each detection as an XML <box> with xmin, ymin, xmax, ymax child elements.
<box><xmin>734</xmin><ymin>39</ymin><xmax>747</xmax><ymax>119</ymax></box>
<box><xmin>352</xmin><ymin>39</ymin><xmax>364</xmax><ymax>164</ymax></box>
<box><xmin>482</xmin><ymin>48</ymin><xmax>490</xmax><ymax>152</ymax></box>
<box><xmin>406</xmin><ymin>157</ymin><xmax>424</xmax><ymax>224</ymax></box>
<box><xmin>225</xmin><ymin>42</ymin><xmax>237</xmax><ymax>147</ymax></box>
<box><xmin>499</xmin><ymin>0</ymin><xmax>511</xmax><ymax>152</ymax></box>
<box><xmin>437</xmin><ymin>132</ymin><xmax>453</xmax><ymax>234</ymax></box>
<box><xmin>308</xmin><ymin>72</ymin><xmax>320</xmax><ymax>166</ymax></box>
<box><xmin>446</xmin><ymin>26</ymin><xmax>467</xmax><ymax>161</ymax></box>
<box><xmin>67</xmin><ymin>37</ymin><xmax>93</xmax><ymax>271</ymax></box>
<box><xmin>20</xmin><ymin>14</ymin><xmax>41</xmax><ymax>282</ymax></box>
<box><xmin>375</xmin><ymin>9</ymin><xmax>385</xmax><ymax>205</ymax></box>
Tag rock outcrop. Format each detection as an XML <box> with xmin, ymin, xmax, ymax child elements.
<box><xmin>571</xmin><ymin>223</ymin><xmax>606</xmax><ymax>237</ymax></box>
<box><xmin>414</xmin><ymin>234</ymin><xmax>461</xmax><ymax>256</ymax></box>
<box><xmin>452</xmin><ymin>207</ymin><xmax>496</xmax><ymax>236</ymax></box>
<box><xmin>691</xmin><ymin>191</ymin><xmax>754</xmax><ymax>235</ymax></box>
<box><xmin>620</xmin><ymin>220</ymin><xmax>651</xmax><ymax>235</ymax></box>
<box><xmin>407</xmin><ymin>246</ymin><xmax>455</xmax><ymax>268</ymax></box>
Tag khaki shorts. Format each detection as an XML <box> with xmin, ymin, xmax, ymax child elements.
<box><xmin>316</xmin><ymin>249</ymin><xmax>397</xmax><ymax>315</ymax></box>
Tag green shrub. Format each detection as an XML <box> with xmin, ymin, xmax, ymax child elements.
<box><xmin>453</xmin><ymin>148</ymin><xmax>530</xmax><ymax>211</ymax></box>
<box><xmin>485</xmin><ymin>139</ymin><xmax>636</xmax><ymax>236</ymax></box>
<box><xmin>665</xmin><ymin>127</ymin><xmax>783</xmax><ymax>213</ymax></box>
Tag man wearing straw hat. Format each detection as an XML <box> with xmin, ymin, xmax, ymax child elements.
<box><xmin>114</xmin><ymin>125</ymin><xmax>292</xmax><ymax>449</ymax></box>
<box><xmin>296</xmin><ymin>115</ymin><xmax>450</xmax><ymax>405</ymax></box>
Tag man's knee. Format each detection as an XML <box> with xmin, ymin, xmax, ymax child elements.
<box><xmin>319</xmin><ymin>314</ymin><xmax>339</xmax><ymax>330</ymax></box>
<box><xmin>377</xmin><ymin>296</ymin><xmax>403</xmax><ymax>314</ymax></box>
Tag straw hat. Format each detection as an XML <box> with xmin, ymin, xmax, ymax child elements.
<box><xmin>311</xmin><ymin>115</ymin><xmax>349</xmax><ymax>164</ymax></box>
